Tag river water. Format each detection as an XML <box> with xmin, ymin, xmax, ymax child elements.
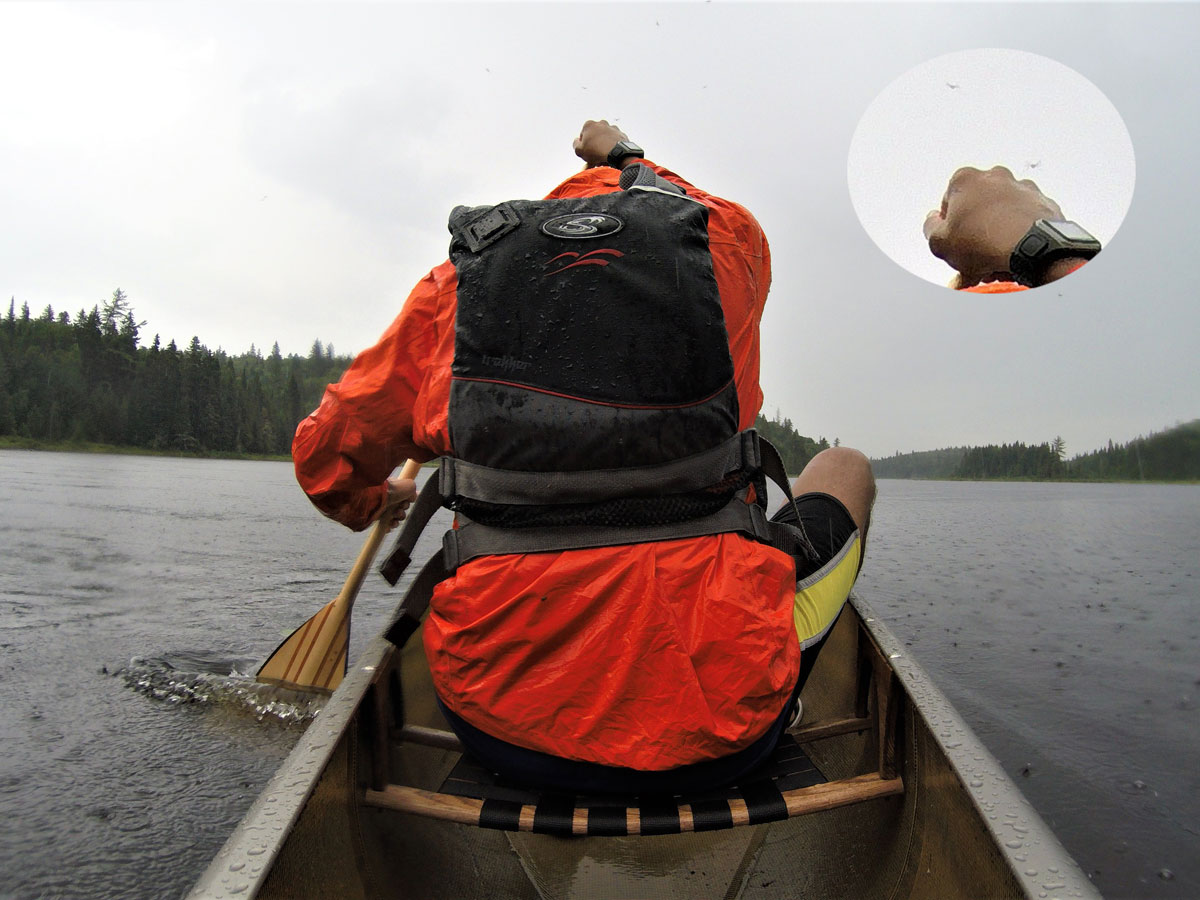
<box><xmin>0</xmin><ymin>451</ymin><xmax>1196</xmax><ymax>899</ymax></box>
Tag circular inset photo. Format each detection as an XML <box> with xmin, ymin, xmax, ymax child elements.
<box><xmin>848</xmin><ymin>48</ymin><xmax>1135</xmax><ymax>292</ymax></box>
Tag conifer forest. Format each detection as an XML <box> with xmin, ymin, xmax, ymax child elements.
<box><xmin>2</xmin><ymin>289</ymin><xmax>1195</xmax><ymax>481</ymax></box>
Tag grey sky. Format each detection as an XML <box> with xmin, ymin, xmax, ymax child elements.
<box><xmin>1</xmin><ymin>2</ymin><xmax>1196</xmax><ymax>460</ymax></box>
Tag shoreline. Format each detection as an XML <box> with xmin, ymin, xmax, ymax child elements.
<box><xmin>2</xmin><ymin>440</ymin><xmax>1191</xmax><ymax>483</ymax></box>
<box><xmin>0</xmin><ymin>437</ymin><xmax>292</xmax><ymax>463</ymax></box>
<box><xmin>0</xmin><ymin>438</ymin><xmax>442</xmax><ymax>468</ymax></box>
<box><xmin>874</xmin><ymin>473</ymin><xmax>1199</xmax><ymax>486</ymax></box>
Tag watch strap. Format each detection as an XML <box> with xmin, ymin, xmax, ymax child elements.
<box><xmin>606</xmin><ymin>140</ymin><xmax>644</xmax><ymax>169</ymax></box>
<box><xmin>1009</xmin><ymin>220</ymin><xmax>1101</xmax><ymax>285</ymax></box>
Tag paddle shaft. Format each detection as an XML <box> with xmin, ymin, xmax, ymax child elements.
<box><xmin>256</xmin><ymin>458</ymin><xmax>423</xmax><ymax>692</ymax></box>
<box><xmin>336</xmin><ymin>458</ymin><xmax>423</xmax><ymax>608</ymax></box>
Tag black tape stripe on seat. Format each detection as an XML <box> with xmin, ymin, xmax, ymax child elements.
<box><xmin>478</xmin><ymin>799</ymin><xmax>523</xmax><ymax>831</ymax></box>
<box><xmin>689</xmin><ymin>799</ymin><xmax>734</xmax><ymax>832</ymax></box>
<box><xmin>742</xmin><ymin>781</ymin><xmax>789</xmax><ymax>825</ymax></box>
<box><xmin>587</xmin><ymin>806</ymin><xmax>630</xmax><ymax>836</ymax></box>
<box><xmin>532</xmin><ymin>796</ymin><xmax>577</xmax><ymax>835</ymax></box>
<box><xmin>638</xmin><ymin>801</ymin><xmax>682</xmax><ymax>835</ymax></box>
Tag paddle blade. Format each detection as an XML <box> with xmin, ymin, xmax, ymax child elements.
<box><xmin>258</xmin><ymin>460</ymin><xmax>417</xmax><ymax>694</ymax></box>
<box><xmin>256</xmin><ymin>597</ymin><xmax>350</xmax><ymax>694</ymax></box>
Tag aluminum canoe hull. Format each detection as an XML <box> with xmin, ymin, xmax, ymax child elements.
<box><xmin>189</xmin><ymin>595</ymin><xmax>1099</xmax><ymax>899</ymax></box>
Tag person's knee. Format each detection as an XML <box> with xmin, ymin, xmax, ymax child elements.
<box><xmin>813</xmin><ymin>445</ymin><xmax>873</xmax><ymax>476</ymax></box>
<box><xmin>794</xmin><ymin>446</ymin><xmax>875</xmax><ymax>534</ymax></box>
<box><xmin>804</xmin><ymin>446</ymin><xmax>875</xmax><ymax>489</ymax></box>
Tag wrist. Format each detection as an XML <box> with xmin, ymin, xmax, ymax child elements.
<box><xmin>1039</xmin><ymin>257</ymin><xmax>1090</xmax><ymax>285</ymax></box>
<box><xmin>606</xmin><ymin>139</ymin><xmax>644</xmax><ymax>169</ymax></box>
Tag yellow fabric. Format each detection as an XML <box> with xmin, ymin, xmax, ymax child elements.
<box><xmin>793</xmin><ymin>533</ymin><xmax>861</xmax><ymax>648</ymax></box>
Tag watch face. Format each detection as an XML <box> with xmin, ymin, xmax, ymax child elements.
<box><xmin>1044</xmin><ymin>220</ymin><xmax>1097</xmax><ymax>243</ymax></box>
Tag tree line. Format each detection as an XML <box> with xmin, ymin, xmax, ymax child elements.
<box><xmin>3</xmin><ymin>293</ymin><xmax>837</xmax><ymax>467</ymax></box>
<box><xmin>6</xmin><ymin>292</ymin><xmax>1193</xmax><ymax>480</ymax></box>
<box><xmin>1</xmin><ymin>292</ymin><xmax>352</xmax><ymax>456</ymax></box>
<box><xmin>871</xmin><ymin>423</ymin><xmax>1199</xmax><ymax>482</ymax></box>
<box><xmin>753</xmin><ymin>412</ymin><xmax>830</xmax><ymax>474</ymax></box>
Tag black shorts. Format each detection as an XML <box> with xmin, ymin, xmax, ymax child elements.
<box><xmin>770</xmin><ymin>491</ymin><xmax>859</xmax><ymax>581</ymax></box>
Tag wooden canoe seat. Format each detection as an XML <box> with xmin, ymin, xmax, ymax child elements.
<box><xmin>364</xmin><ymin>728</ymin><xmax>902</xmax><ymax>837</ymax></box>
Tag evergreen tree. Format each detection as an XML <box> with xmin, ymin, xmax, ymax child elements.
<box><xmin>0</xmin><ymin>292</ymin><xmax>353</xmax><ymax>456</ymax></box>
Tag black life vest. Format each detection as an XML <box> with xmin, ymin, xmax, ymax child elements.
<box><xmin>380</xmin><ymin>168</ymin><xmax>807</xmax><ymax>627</ymax></box>
<box><xmin>445</xmin><ymin>165</ymin><xmax>738</xmax><ymax>473</ymax></box>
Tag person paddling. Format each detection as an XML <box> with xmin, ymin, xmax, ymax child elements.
<box><xmin>292</xmin><ymin>119</ymin><xmax>875</xmax><ymax>793</ymax></box>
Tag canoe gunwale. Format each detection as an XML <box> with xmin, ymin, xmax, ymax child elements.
<box><xmin>850</xmin><ymin>595</ymin><xmax>1101</xmax><ymax>899</ymax></box>
<box><xmin>187</xmin><ymin>632</ymin><xmax>396</xmax><ymax>900</ymax></box>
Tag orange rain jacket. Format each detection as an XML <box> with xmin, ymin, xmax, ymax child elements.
<box><xmin>962</xmin><ymin>281</ymin><xmax>1029</xmax><ymax>293</ymax></box>
<box><xmin>293</xmin><ymin>162</ymin><xmax>799</xmax><ymax>770</ymax></box>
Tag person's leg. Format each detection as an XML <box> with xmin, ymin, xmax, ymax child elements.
<box><xmin>786</xmin><ymin>446</ymin><xmax>875</xmax><ymax>541</ymax></box>
<box><xmin>771</xmin><ymin>447</ymin><xmax>876</xmax><ymax>718</ymax></box>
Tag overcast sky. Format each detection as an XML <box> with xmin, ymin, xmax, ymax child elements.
<box><xmin>2</xmin><ymin>2</ymin><xmax>1196</xmax><ymax>460</ymax></box>
<box><xmin>849</xmin><ymin>46</ymin><xmax>1136</xmax><ymax>286</ymax></box>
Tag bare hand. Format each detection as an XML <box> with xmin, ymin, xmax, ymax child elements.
<box><xmin>573</xmin><ymin>119</ymin><xmax>630</xmax><ymax>168</ymax></box>
<box><xmin>379</xmin><ymin>476</ymin><xmax>417</xmax><ymax>530</ymax></box>
<box><xmin>924</xmin><ymin>166</ymin><xmax>1064</xmax><ymax>286</ymax></box>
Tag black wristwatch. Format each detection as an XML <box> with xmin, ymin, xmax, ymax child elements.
<box><xmin>1009</xmin><ymin>220</ymin><xmax>1101</xmax><ymax>286</ymax></box>
<box><xmin>606</xmin><ymin>140</ymin><xmax>644</xmax><ymax>169</ymax></box>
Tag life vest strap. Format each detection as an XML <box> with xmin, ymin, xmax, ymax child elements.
<box><xmin>440</xmin><ymin>429</ymin><xmax>762</xmax><ymax>508</ymax></box>
<box><xmin>379</xmin><ymin>469</ymin><xmax>448</xmax><ymax>587</ymax></box>
<box><xmin>442</xmin><ymin>489</ymin><xmax>772</xmax><ymax>572</ymax></box>
<box><xmin>378</xmin><ymin>433</ymin><xmax>814</xmax><ymax>608</ymax></box>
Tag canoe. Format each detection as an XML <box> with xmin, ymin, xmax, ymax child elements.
<box><xmin>189</xmin><ymin>592</ymin><xmax>1100</xmax><ymax>899</ymax></box>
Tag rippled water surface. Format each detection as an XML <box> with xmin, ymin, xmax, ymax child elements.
<box><xmin>0</xmin><ymin>451</ymin><xmax>442</xmax><ymax>900</ymax></box>
<box><xmin>856</xmin><ymin>479</ymin><xmax>1200</xmax><ymax>899</ymax></box>
<box><xmin>1</xmin><ymin>452</ymin><xmax>1197</xmax><ymax>899</ymax></box>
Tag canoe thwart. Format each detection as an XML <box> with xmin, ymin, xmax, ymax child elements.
<box><xmin>362</xmin><ymin>732</ymin><xmax>903</xmax><ymax>837</ymax></box>
<box><xmin>363</xmin><ymin>768</ymin><xmax>903</xmax><ymax>837</ymax></box>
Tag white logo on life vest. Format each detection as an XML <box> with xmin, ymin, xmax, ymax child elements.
<box><xmin>541</xmin><ymin>213</ymin><xmax>624</xmax><ymax>239</ymax></box>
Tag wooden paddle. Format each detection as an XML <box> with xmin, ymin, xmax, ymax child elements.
<box><xmin>257</xmin><ymin>458</ymin><xmax>422</xmax><ymax>694</ymax></box>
